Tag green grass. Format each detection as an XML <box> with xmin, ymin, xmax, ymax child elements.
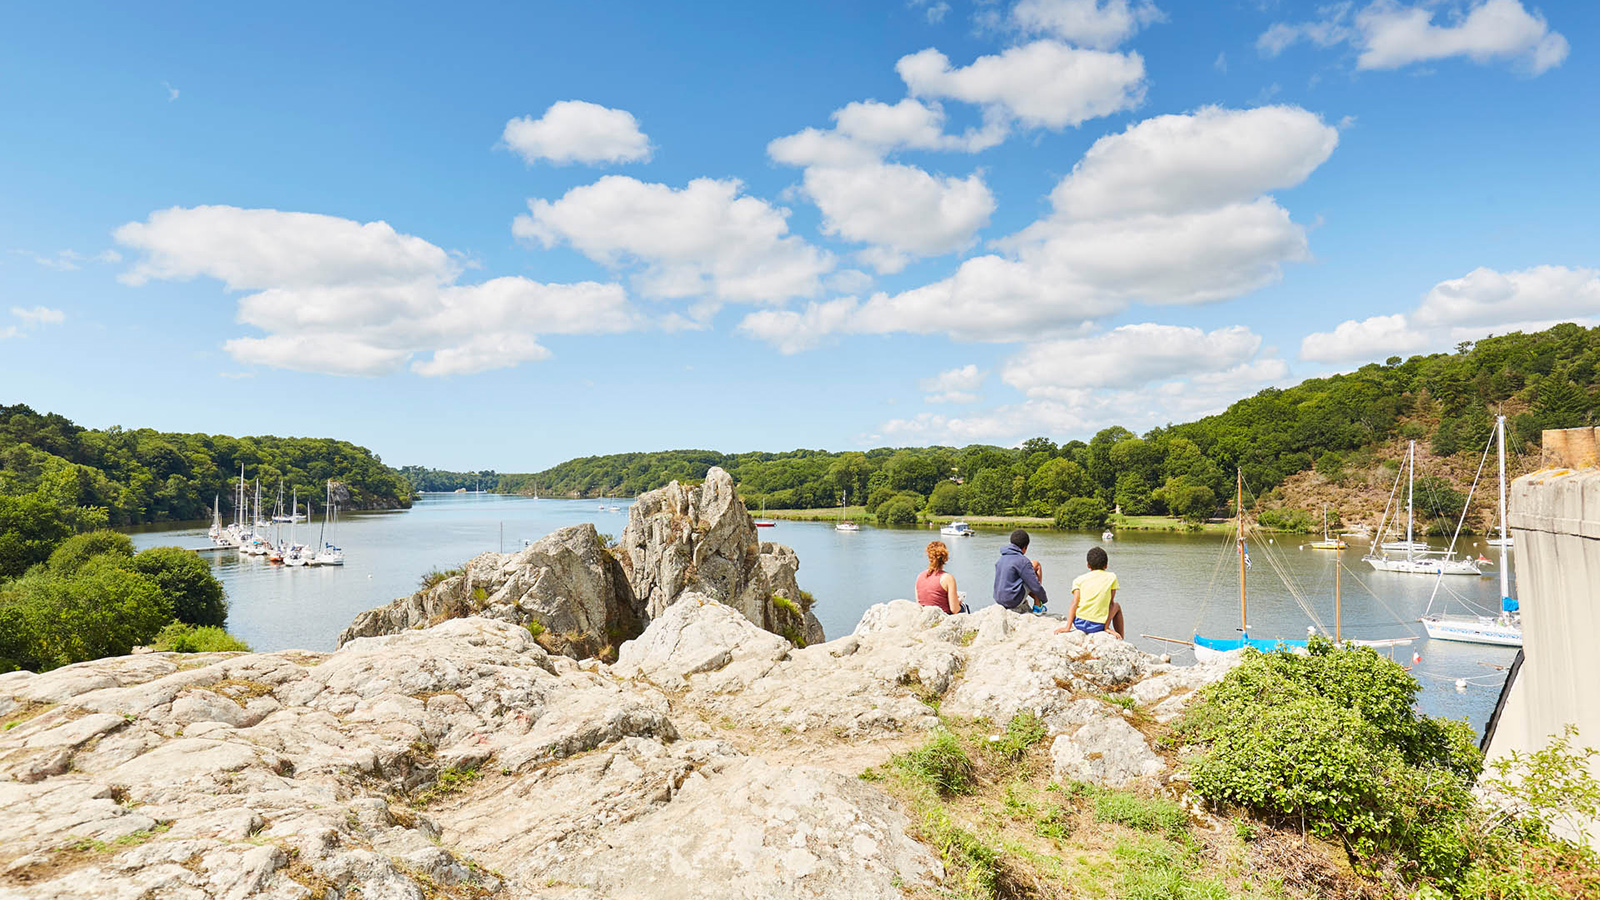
<box><xmin>1113</xmin><ymin>835</ymin><xmax>1232</xmax><ymax>900</ymax></box>
<box><xmin>151</xmin><ymin>622</ymin><xmax>251</xmax><ymax>653</ymax></box>
<box><xmin>894</xmin><ymin>730</ymin><xmax>976</xmax><ymax>797</ymax></box>
<box><xmin>1094</xmin><ymin>790</ymin><xmax>1190</xmax><ymax>838</ymax></box>
<box><xmin>983</xmin><ymin>712</ymin><xmax>1049</xmax><ymax>763</ymax></box>
<box><xmin>1108</xmin><ymin>514</ymin><xmax>1230</xmax><ymax>533</ymax></box>
<box><xmin>412</xmin><ymin>764</ymin><xmax>484</xmax><ymax>806</ymax></box>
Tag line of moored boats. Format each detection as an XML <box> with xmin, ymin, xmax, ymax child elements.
<box><xmin>208</xmin><ymin>468</ymin><xmax>345</xmax><ymax>567</ymax></box>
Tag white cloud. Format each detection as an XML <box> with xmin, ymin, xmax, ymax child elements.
<box><xmin>116</xmin><ymin>205</ymin><xmax>636</xmax><ymax>377</ymax></box>
<box><xmin>897</xmin><ymin>40</ymin><xmax>1146</xmax><ymax>130</ymax></box>
<box><xmin>881</xmin><ymin>351</ymin><xmax>1288</xmax><ymax>444</ymax></box>
<box><xmin>735</xmin><ymin>298</ymin><xmax>860</xmax><ymax>354</ymax></box>
<box><xmin>802</xmin><ymin>106</ymin><xmax>1337</xmax><ymax>344</ymax></box>
<box><xmin>1002</xmin><ymin>324</ymin><xmax>1265</xmax><ymax>395</ymax></box>
<box><xmin>502</xmin><ymin>100</ymin><xmax>652</xmax><ymax>166</ymax></box>
<box><xmin>0</xmin><ymin>326</ymin><xmax>17</xmax><ymax>341</ymax></box>
<box><xmin>1047</xmin><ymin>105</ymin><xmax>1338</xmax><ymax>220</ymax></box>
<box><xmin>162</xmin><ymin>81</ymin><xmax>179</xmax><ymax>102</ymax></box>
<box><xmin>1260</xmin><ymin>1</ymin><xmax>1568</xmax><ymax>74</ymax></box>
<box><xmin>910</xmin><ymin>0</ymin><xmax>951</xmax><ymax>24</ymax></box>
<box><xmin>10</xmin><ymin>306</ymin><xmax>65</xmax><ymax>326</ymax></box>
<box><xmin>1415</xmin><ymin>265</ymin><xmax>1600</xmax><ymax>327</ymax></box>
<box><xmin>921</xmin><ymin>364</ymin><xmax>986</xmax><ymax>404</ymax></box>
<box><xmin>1011</xmin><ymin>0</ymin><xmax>1165</xmax><ymax>50</ymax></box>
<box><xmin>1300</xmin><ymin>265</ymin><xmax>1600</xmax><ymax>365</ymax></box>
<box><xmin>15</xmin><ymin>248</ymin><xmax>122</xmax><ymax>271</ymax></box>
<box><xmin>515</xmin><ymin>175</ymin><xmax>832</xmax><ymax>310</ymax></box>
<box><xmin>1299</xmin><ymin>313</ymin><xmax>1430</xmax><ymax>363</ymax></box>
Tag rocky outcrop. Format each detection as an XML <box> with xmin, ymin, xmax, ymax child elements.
<box><xmin>338</xmin><ymin>523</ymin><xmax>643</xmax><ymax>658</ymax></box>
<box><xmin>618</xmin><ymin>467</ymin><xmax>824</xmax><ymax>645</ymax></box>
<box><xmin>3</xmin><ymin>595</ymin><xmax>1244</xmax><ymax>898</ymax></box>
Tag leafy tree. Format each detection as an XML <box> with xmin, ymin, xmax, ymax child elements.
<box><xmin>875</xmin><ymin>494</ymin><xmax>919</xmax><ymax>526</ymax></box>
<box><xmin>131</xmin><ymin>546</ymin><xmax>228</xmax><ymax>628</ymax></box>
<box><xmin>927</xmin><ymin>481</ymin><xmax>963</xmax><ymax>516</ymax></box>
<box><xmin>47</xmin><ymin>529</ymin><xmax>135</xmax><ymax>574</ymax></box>
<box><xmin>1113</xmin><ymin>471</ymin><xmax>1153</xmax><ymax>515</ymax></box>
<box><xmin>1026</xmin><ymin>458</ymin><xmax>1088</xmax><ymax>508</ymax></box>
<box><xmin>1153</xmin><ymin>477</ymin><xmax>1217</xmax><ymax>522</ymax></box>
<box><xmin>0</xmin><ymin>491</ymin><xmax>82</xmax><ymax>578</ymax></box>
<box><xmin>965</xmin><ymin>469</ymin><xmax>1011</xmax><ymax>516</ymax></box>
<box><xmin>1055</xmin><ymin>497</ymin><xmax>1109</xmax><ymax>530</ymax></box>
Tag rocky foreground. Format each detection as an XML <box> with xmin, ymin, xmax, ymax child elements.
<box><xmin>0</xmin><ymin>594</ymin><xmax>1238</xmax><ymax>899</ymax></box>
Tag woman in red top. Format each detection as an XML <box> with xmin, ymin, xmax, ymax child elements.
<box><xmin>916</xmin><ymin>541</ymin><xmax>962</xmax><ymax>615</ymax></box>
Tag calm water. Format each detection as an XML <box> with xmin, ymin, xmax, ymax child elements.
<box><xmin>129</xmin><ymin>493</ymin><xmax>1518</xmax><ymax>731</ymax></box>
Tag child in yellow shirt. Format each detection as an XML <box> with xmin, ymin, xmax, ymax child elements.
<box><xmin>1056</xmin><ymin>546</ymin><xmax>1122</xmax><ymax>639</ymax></box>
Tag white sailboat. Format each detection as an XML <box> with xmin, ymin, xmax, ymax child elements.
<box><xmin>312</xmin><ymin>480</ymin><xmax>345</xmax><ymax>566</ymax></box>
<box><xmin>1422</xmin><ymin>416</ymin><xmax>1521</xmax><ymax>646</ymax></box>
<box><xmin>284</xmin><ymin>488</ymin><xmax>310</xmax><ymax>567</ymax></box>
<box><xmin>1308</xmin><ymin>505</ymin><xmax>1346</xmax><ymax>550</ymax></box>
<box><xmin>1364</xmin><ymin>441</ymin><xmax>1480</xmax><ymax>576</ymax></box>
<box><xmin>835</xmin><ymin>490</ymin><xmax>859</xmax><ymax>532</ymax></box>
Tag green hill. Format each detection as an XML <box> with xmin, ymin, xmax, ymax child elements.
<box><xmin>495</xmin><ymin>323</ymin><xmax>1600</xmax><ymax>530</ymax></box>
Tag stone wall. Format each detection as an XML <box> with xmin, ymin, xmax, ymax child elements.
<box><xmin>1494</xmin><ymin>426</ymin><xmax>1600</xmax><ymax>848</ymax></box>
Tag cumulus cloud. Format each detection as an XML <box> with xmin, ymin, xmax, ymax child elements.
<box><xmin>10</xmin><ymin>306</ymin><xmax>65</xmax><ymax>326</ymax></box>
<box><xmin>735</xmin><ymin>298</ymin><xmax>860</xmax><ymax>354</ymax></box>
<box><xmin>1299</xmin><ymin>314</ymin><xmax>1431</xmax><ymax>363</ymax></box>
<box><xmin>1299</xmin><ymin>265</ymin><xmax>1600</xmax><ymax>364</ymax></box>
<box><xmin>882</xmin><ymin>349</ymin><xmax>1288</xmax><ymax>445</ymax></box>
<box><xmin>1011</xmin><ymin>0</ymin><xmax>1165</xmax><ymax>50</ymax></box>
<box><xmin>921</xmin><ymin>364</ymin><xmax>986</xmax><ymax>404</ymax></box>
<box><xmin>1260</xmin><ymin>0</ymin><xmax>1568</xmax><ymax>74</ymax></box>
<box><xmin>745</xmin><ymin>105</ymin><xmax>1337</xmax><ymax>348</ymax></box>
<box><xmin>502</xmin><ymin>100</ymin><xmax>652</xmax><ymax>166</ymax></box>
<box><xmin>1002</xmin><ymin>324</ymin><xmax>1266</xmax><ymax>395</ymax></box>
<box><xmin>897</xmin><ymin>41</ymin><xmax>1146</xmax><ymax>130</ymax></box>
<box><xmin>116</xmin><ymin>205</ymin><xmax>636</xmax><ymax>377</ymax></box>
<box><xmin>515</xmin><ymin>176</ymin><xmax>832</xmax><ymax>314</ymax></box>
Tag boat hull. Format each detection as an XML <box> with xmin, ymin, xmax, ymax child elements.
<box><xmin>1421</xmin><ymin>615</ymin><xmax>1522</xmax><ymax>647</ymax></box>
<box><xmin>1366</xmin><ymin>556</ymin><xmax>1481</xmax><ymax>576</ymax></box>
<box><xmin>1192</xmin><ymin>634</ymin><xmax>1311</xmax><ymax>662</ymax></box>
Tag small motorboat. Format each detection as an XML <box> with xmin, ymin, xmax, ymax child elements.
<box><xmin>940</xmin><ymin>521</ymin><xmax>975</xmax><ymax>537</ymax></box>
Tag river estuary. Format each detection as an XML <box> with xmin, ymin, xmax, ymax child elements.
<box><xmin>129</xmin><ymin>492</ymin><xmax>1519</xmax><ymax>731</ymax></box>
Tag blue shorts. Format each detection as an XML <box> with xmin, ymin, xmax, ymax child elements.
<box><xmin>1073</xmin><ymin>618</ymin><xmax>1106</xmax><ymax>634</ymax></box>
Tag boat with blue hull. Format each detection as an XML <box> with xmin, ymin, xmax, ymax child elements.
<box><xmin>1192</xmin><ymin>470</ymin><xmax>1310</xmax><ymax>663</ymax></box>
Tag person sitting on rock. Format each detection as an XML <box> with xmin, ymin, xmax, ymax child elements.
<box><xmin>916</xmin><ymin>540</ymin><xmax>964</xmax><ymax>615</ymax></box>
<box><xmin>992</xmin><ymin>529</ymin><xmax>1047</xmax><ymax>612</ymax></box>
<box><xmin>1056</xmin><ymin>546</ymin><xmax>1122</xmax><ymax>639</ymax></box>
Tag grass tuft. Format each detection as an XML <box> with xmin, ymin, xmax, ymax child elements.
<box><xmin>895</xmin><ymin>729</ymin><xmax>976</xmax><ymax>797</ymax></box>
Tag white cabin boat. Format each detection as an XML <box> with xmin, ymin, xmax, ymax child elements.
<box><xmin>940</xmin><ymin>521</ymin><xmax>974</xmax><ymax>537</ymax></box>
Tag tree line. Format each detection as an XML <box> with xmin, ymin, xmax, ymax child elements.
<box><xmin>482</xmin><ymin>324</ymin><xmax>1599</xmax><ymax>529</ymax></box>
<box><xmin>0</xmin><ymin>404</ymin><xmax>414</xmax><ymax>527</ymax></box>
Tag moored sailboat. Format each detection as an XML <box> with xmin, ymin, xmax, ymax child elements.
<box><xmin>835</xmin><ymin>490</ymin><xmax>859</xmax><ymax>532</ymax></box>
<box><xmin>1365</xmin><ymin>441</ymin><xmax>1480</xmax><ymax>576</ymax></box>
<box><xmin>1192</xmin><ymin>471</ymin><xmax>1312</xmax><ymax>662</ymax></box>
<box><xmin>1422</xmin><ymin>415</ymin><xmax>1521</xmax><ymax>646</ymax></box>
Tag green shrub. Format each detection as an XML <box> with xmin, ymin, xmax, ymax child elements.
<box><xmin>151</xmin><ymin>622</ymin><xmax>251</xmax><ymax>653</ymax></box>
<box><xmin>1177</xmin><ymin>638</ymin><xmax>1481</xmax><ymax>883</ymax></box>
<box><xmin>1055</xmin><ymin>497</ymin><xmax>1109</xmax><ymax>530</ymax></box>
<box><xmin>1256</xmin><ymin>507</ymin><xmax>1314</xmax><ymax>533</ymax></box>
<box><xmin>895</xmin><ymin>730</ymin><xmax>975</xmax><ymax>797</ymax></box>
<box><xmin>130</xmin><ymin>546</ymin><xmax>228</xmax><ymax>627</ymax></box>
<box><xmin>875</xmin><ymin>495</ymin><xmax>919</xmax><ymax>526</ymax></box>
<box><xmin>0</xmin><ymin>558</ymin><xmax>172</xmax><ymax>672</ymax></box>
<box><xmin>927</xmin><ymin>481</ymin><xmax>963</xmax><ymax>516</ymax></box>
<box><xmin>46</xmin><ymin>529</ymin><xmax>134</xmax><ymax>574</ymax></box>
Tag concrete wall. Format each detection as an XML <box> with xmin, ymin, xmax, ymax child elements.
<box><xmin>1494</xmin><ymin>426</ymin><xmax>1600</xmax><ymax>847</ymax></box>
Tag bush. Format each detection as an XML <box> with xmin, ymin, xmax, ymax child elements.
<box><xmin>1257</xmin><ymin>507</ymin><xmax>1314</xmax><ymax>533</ymax></box>
<box><xmin>151</xmin><ymin>622</ymin><xmax>251</xmax><ymax>653</ymax></box>
<box><xmin>895</xmin><ymin>730</ymin><xmax>975</xmax><ymax>797</ymax></box>
<box><xmin>46</xmin><ymin>529</ymin><xmax>135</xmax><ymax>574</ymax></box>
<box><xmin>1055</xmin><ymin>497</ymin><xmax>1109</xmax><ymax>530</ymax></box>
<box><xmin>0</xmin><ymin>491</ymin><xmax>84</xmax><ymax>579</ymax></box>
<box><xmin>130</xmin><ymin>547</ymin><xmax>228</xmax><ymax>627</ymax></box>
<box><xmin>876</xmin><ymin>494</ymin><xmax>919</xmax><ymax>526</ymax></box>
<box><xmin>1177</xmin><ymin>638</ymin><xmax>1482</xmax><ymax>883</ymax></box>
<box><xmin>0</xmin><ymin>558</ymin><xmax>172</xmax><ymax>672</ymax></box>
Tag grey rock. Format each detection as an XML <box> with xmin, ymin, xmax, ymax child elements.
<box><xmin>1050</xmin><ymin>717</ymin><xmax>1164</xmax><ymax>788</ymax></box>
<box><xmin>338</xmin><ymin>523</ymin><xmax>641</xmax><ymax>659</ymax></box>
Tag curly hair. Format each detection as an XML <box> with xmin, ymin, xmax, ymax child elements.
<box><xmin>926</xmin><ymin>540</ymin><xmax>949</xmax><ymax>574</ymax></box>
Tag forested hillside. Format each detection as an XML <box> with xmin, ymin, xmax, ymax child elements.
<box><xmin>0</xmin><ymin>405</ymin><xmax>413</xmax><ymax>527</ymax></box>
<box><xmin>503</xmin><ymin>324</ymin><xmax>1600</xmax><ymax>530</ymax></box>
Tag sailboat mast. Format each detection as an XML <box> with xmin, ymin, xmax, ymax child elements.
<box><xmin>1405</xmin><ymin>440</ymin><xmax>1415</xmax><ymax>553</ymax></box>
<box><xmin>1335</xmin><ymin>542</ymin><xmax>1342</xmax><ymax>644</ymax></box>
<box><xmin>1497</xmin><ymin>414</ymin><xmax>1509</xmax><ymax>602</ymax></box>
<box><xmin>1237</xmin><ymin>469</ymin><xmax>1247</xmax><ymax>634</ymax></box>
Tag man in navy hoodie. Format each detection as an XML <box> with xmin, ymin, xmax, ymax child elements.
<box><xmin>993</xmin><ymin>529</ymin><xmax>1047</xmax><ymax>612</ymax></box>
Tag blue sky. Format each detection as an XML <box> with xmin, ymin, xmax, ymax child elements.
<box><xmin>1</xmin><ymin>0</ymin><xmax>1595</xmax><ymax>470</ymax></box>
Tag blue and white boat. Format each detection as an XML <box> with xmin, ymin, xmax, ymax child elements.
<box><xmin>1193</xmin><ymin>470</ymin><xmax>1311</xmax><ymax>663</ymax></box>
